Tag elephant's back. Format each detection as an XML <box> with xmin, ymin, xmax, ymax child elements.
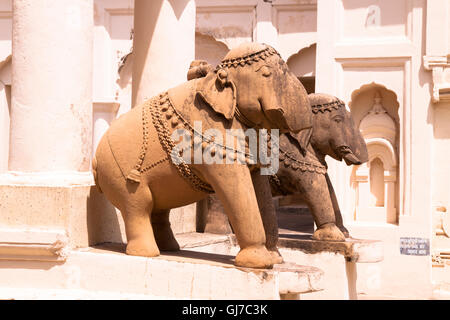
<box><xmin>100</xmin><ymin>99</ymin><xmax>167</xmax><ymax>181</ymax></box>
<box><xmin>105</xmin><ymin>103</ymin><xmax>144</xmax><ymax>179</ymax></box>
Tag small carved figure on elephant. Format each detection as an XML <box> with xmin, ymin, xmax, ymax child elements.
<box><xmin>93</xmin><ymin>43</ymin><xmax>312</xmax><ymax>268</ymax></box>
<box><xmin>270</xmin><ymin>93</ymin><xmax>368</xmax><ymax>241</ymax></box>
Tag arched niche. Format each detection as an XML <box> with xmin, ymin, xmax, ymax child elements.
<box><xmin>349</xmin><ymin>83</ymin><xmax>399</xmax><ymax>144</ymax></box>
<box><xmin>350</xmin><ymin>85</ymin><xmax>399</xmax><ymax>224</ymax></box>
<box><xmin>287</xmin><ymin>44</ymin><xmax>316</xmax><ymax>94</ymax></box>
<box><xmin>195</xmin><ymin>32</ymin><xmax>229</xmax><ymax>68</ymax></box>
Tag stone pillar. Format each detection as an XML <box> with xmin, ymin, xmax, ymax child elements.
<box><xmin>0</xmin><ymin>0</ymin><xmax>94</xmax><ymax>257</ymax></box>
<box><xmin>255</xmin><ymin>1</ymin><xmax>278</xmax><ymax>48</ymax></box>
<box><xmin>131</xmin><ymin>0</ymin><xmax>197</xmax><ymax>234</ymax></box>
<box><xmin>132</xmin><ymin>0</ymin><xmax>196</xmax><ymax>106</ymax></box>
<box><xmin>9</xmin><ymin>0</ymin><xmax>93</xmax><ymax>173</ymax></box>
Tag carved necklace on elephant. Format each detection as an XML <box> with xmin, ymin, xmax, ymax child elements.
<box><xmin>268</xmin><ymin>99</ymin><xmax>347</xmax><ymax>194</ymax></box>
<box><xmin>127</xmin><ymin>45</ymin><xmax>307</xmax><ymax>194</ymax></box>
<box><xmin>270</xmin><ymin>151</ymin><xmax>327</xmax><ymax>196</ymax></box>
<box><xmin>127</xmin><ymin>91</ymin><xmax>264</xmax><ymax>194</ymax></box>
<box><xmin>278</xmin><ymin>150</ymin><xmax>327</xmax><ymax>174</ymax></box>
<box><xmin>311</xmin><ymin>99</ymin><xmax>345</xmax><ymax>114</ymax></box>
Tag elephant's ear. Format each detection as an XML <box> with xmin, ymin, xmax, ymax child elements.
<box><xmin>196</xmin><ymin>69</ymin><xmax>236</xmax><ymax>120</ymax></box>
<box><xmin>289</xmin><ymin>127</ymin><xmax>312</xmax><ymax>156</ymax></box>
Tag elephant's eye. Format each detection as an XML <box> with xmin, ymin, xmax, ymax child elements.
<box><xmin>333</xmin><ymin>117</ymin><xmax>343</xmax><ymax>123</ymax></box>
<box><xmin>258</xmin><ymin>65</ymin><xmax>272</xmax><ymax>77</ymax></box>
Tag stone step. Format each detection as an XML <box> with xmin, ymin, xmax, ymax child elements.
<box><xmin>277</xmin><ymin>231</ymin><xmax>384</xmax><ymax>263</ymax></box>
<box><xmin>176</xmin><ymin>232</ymin><xmax>383</xmax><ymax>300</ymax></box>
<box><xmin>0</xmin><ymin>238</ymin><xmax>324</xmax><ymax>300</ymax></box>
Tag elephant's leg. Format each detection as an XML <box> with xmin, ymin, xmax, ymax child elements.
<box><xmin>300</xmin><ymin>173</ymin><xmax>345</xmax><ymax>242</ymax></box>
<box><xmin>151</xmin><ymin>209</ymin><xmax>180</xmax><ymax>251</ymax></box>
<box><xmin>120</xmin><ymin>184</ymin><xmax>160</xmax><ymax>257</ymax></box>
<box><xmin>199</xmin><ymin>164</ymin><xmax>273</xmax><ymax>268</ymax></box>
<box><xmin>94</xmin><ymin>138</ymin><xmax>160</xmax><ymax>257</ymax></box>
<box><xmin>325</xmin><ymin>173</ymin><xmax>350</xmax><ymax>238</ymax></box>
<box><xmin>251</xmin><ymin>171</ymin><xmax>283</xmax><ymax>264</ymax></box>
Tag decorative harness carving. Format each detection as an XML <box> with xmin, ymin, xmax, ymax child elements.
<box><xmin>127</xmin><ymin>92</ymin><xmax>261</xmax><ymax>194</ymax></box>
<box><xmin>130</xmin><ymin>46</ymin><xmax>283</xmax><ymax>187</ymax></box>
<box><xmin>127</xmin><ymin>94</ymin><xmax>343</xmax><ymax>194</ymax></box>
<box><xmin>270</xmin><ymin>98</ymin><xmax>345</xmax><ymax>194</ymax></box>
<box><xmin>126</xmin><ymin>46</ymin><xmax>344</xmax><ymax>195</ymax></box>
<box><xmin>310</xmin><ymin>99</ymin><xmax>345</xmax><ymax>114</ymax></box>
<box><xmin>216</xmin><ymin>46</ymin><xmax>280</xmax><ymax>70</ymax></box>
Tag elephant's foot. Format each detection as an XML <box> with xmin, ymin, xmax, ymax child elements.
<box><xmin>338</xmin><ymin>225</ymin><xmax>350</xmax><ymax>238</ymax></box>
<box><xmin>312</xmin><ymin>223</ymin><xmax>346</xmax><ymax>242</ymax></box>
<box><xmin>152</xmin><ymin>223</ymin><xmax>180</xmax><ymax>251</ymax></box>
<box><xmin>126</xmin><ymin>238</ymin><xmax>161</xmax><ymax>257</ymax></box>
<box><xmin>235</xmin><ymin>245</ymin><xmax>274</xmax><ymax>269</ymax></box>
<box><xmin>267</xmin><ymin>247</ymin><xmax>284</xmax><ymax>264</ymax></box>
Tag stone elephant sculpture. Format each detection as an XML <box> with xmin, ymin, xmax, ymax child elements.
<box><xmin>270</xmin><ymin>93</ymin><xmax>369</xmax><ymax>241</ymax></box>
<box><xmin>93</xmin><ymin>43</ymin><xmax>313</xmax><ymax>268</ymax></box>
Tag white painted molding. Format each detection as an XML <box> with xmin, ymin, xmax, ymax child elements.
<box><xmin>423</xmin><ymin>55</ymin><xmax>449</xmax><ymax>69</ymax></box>
<box><xmin>423</xmin><ymin>55</ymin><xmax>450</xmax><ymax>103</ymax></box>
<box><xmin>0</xmin><ymin>228</ymin><xmax>69</xmax><ymax>262</ymax></box>
<box><xmin>0</xmin><ymin>171</ymin><xmax>94</xmax><ymax>186</ymax></box>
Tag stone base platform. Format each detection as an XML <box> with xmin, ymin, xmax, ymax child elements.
<box><xmin>0</xmin><ymin>238</ymin><xmax>323</xmax><ymax>300</ymax></box>
<box><xmin>175</xmin><ymin>232</ymin><xmax>383</xmax><ymax>300</ymax></box>
<box><xmin>276</xmin><ymin>231</ymin><xmax>384</xmax><ymax>300</ymax></box>
<box><xmin>277</xmin><ymin>231</ymin><xmax>384</xmax><ymax>263</ymax></box>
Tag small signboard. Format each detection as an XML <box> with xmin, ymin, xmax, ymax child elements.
<box><xmin>400</xmin><ymin>237</ymin><xmax>430</xmax><ymax>256</ymax></box>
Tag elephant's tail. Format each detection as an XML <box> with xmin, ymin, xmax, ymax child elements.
<box><xmin>92</xmin><ymin>156</ymin><xmax>103</xmax><ymax>193</ymax></box>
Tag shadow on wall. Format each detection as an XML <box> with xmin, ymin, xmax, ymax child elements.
<box><xmin>433</xmin><ymin>103</ymin><xmax>450</xmax><ymax>139</ymax></box>
<box><xmin>168</xmin><ymin>0</ymin><xmax>191</xmax><ymax>20</ymax></box>
<box><xmin>87</xmin><ymin>186</ymin><xmax>126</xmax><ymax>246</ymax></box>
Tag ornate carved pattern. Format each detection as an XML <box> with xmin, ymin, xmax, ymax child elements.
<box><xmin>147</xmin><ymin>93</ymin><xmax>215</xmax><ymax>193</ymax></box>
<box><xmin>269</xmin><ymin>174</ymin><xmax>287</xmax><ymax>196</ymax></box>
<box><xmin>279</xmin><ymin>151</ymin><xmax>327</xmax><ymax>174</ymax></box>
<box><xmin>129</xmin><ymin>90</ymin><xmax>332</xmax><ymax>194</ymax></box>
<box><xmin>311</xmin><ymin>100</ymin><xmax>345</xmax><ymax>114</ymax></box>
<box><xmin>217</xmin><ymin>46</ymin><xmax>280</xmax><ymax>70</ymax></box>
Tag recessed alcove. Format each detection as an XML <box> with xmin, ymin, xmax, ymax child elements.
<box><xmin>349</xmin><ymin>85</ymin><xmax>399</xmax><ymax>224</ymax></box>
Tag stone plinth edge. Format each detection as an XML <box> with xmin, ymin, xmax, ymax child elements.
<box><xmin>0</xmin><ymin>228</ymin><xmax>69</xmax><ymax>261</ymax></box>
<box><xmin>277</xmin><ymin>235</ymin><xmax>384</xmax><ymax>263</ymax></box>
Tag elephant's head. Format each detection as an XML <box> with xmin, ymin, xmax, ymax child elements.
<box><xmin>194</xmin><ymin>43</ymin><xmax>312</xmax><ymax>138</ymax></box>
<box><xmin>306</xmin><ymin>93</ymin><xmax>368</xmax><ymax>165</ymax></box>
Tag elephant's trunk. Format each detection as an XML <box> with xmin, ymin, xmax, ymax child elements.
<box><xmin>342</xmin><ymin>150</ymin><xmax>363</xmax><ymax>165</ymax></box>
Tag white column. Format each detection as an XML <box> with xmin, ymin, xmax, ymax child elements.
<box><xmin>131</xmin><ymin>0</ymin><xmax>197</xmax><ymax>234</ymax></box>
<box><xmin>255</xmin><ymin>1</ymin><xmax>278</xmax><ymax>48</ymax></box>
<box><xmin>0</xmin><ymin>0</ymin><xmax>94</xmax><ymax>253</ymax></box>
<box><xmin>132</xmin><ymin>0</ymin><xmax>196</xmax><ymax>106</ymax></box>
<box><xmin>9</xmin><ymin>0</ymin><xmax>93</xmax><ymax>174</ymax></box>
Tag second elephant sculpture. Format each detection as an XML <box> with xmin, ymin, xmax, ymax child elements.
<box><xmin>270</xmin><ymin>93</ymin><xmax>368</xmax><ymax>240</ymax></box>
